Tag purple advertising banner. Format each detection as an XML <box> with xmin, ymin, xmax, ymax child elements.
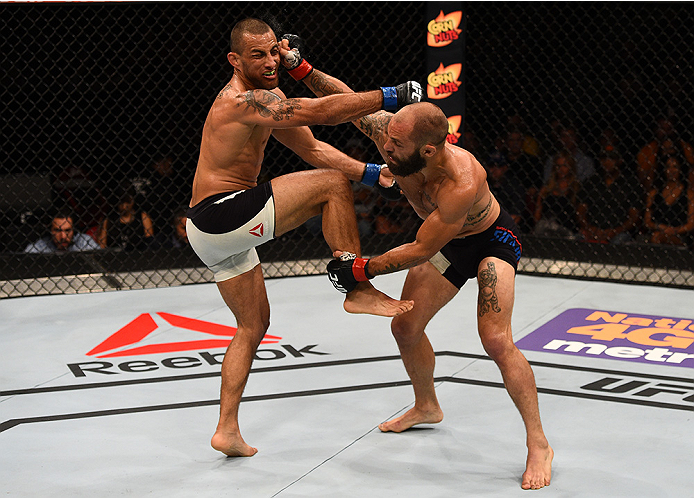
<box><xmin>515</xmin><ymin>308</ymin><xmax>694</xmax><ymax>369</ymax></box>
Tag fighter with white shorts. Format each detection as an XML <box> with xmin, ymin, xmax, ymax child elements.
<box><xmin>186</xmin><ymin>182</ymin><xmax>275</xmax><ymax>282</ymax></box>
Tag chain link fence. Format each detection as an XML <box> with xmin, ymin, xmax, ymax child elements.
<box><xmin>1</xmin><ymin>2</ymin><xmax>693</xmax><ymax>298</ymax></box>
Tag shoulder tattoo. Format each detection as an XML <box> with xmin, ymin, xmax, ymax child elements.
<box><xmin>237</xmin><ymin>90</ymin><xmax>302</xmax><ymax>121</ymax></box>
<box><xmin>216</xmin><ymin>83</ymin><xmax>234</xmax><ymax>100</ymax></box>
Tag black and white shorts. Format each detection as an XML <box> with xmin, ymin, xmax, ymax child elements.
<box><xmin>429</xmin><ymin>209</ymin><xmax>523</xmax><ymax>289</ymax></box>
<box><xmin>186</xmin><ymin>182</ymin><xmax>275</xmax><ymax>282</ymax></box>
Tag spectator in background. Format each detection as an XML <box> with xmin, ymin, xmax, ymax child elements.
<box><xmin>643</xmin><ymin>153</ymin><xmax>694</xmax><ymax>247</ymax></box>
<box><xmin>152</xmin><ymin>207</ymin><xmax>190</xmax><ymax>249</ymax></box>
<box><xmin>131</xmin><ymin>153</ymin><xmax>192</xmax><ymax>230</ymax></box>
<box><xmin>503</xmin><ymin>128</ymin><xmax>544</xmax><ymax>203</ymax></box>
<box><xmin>534</xmin><ymin>150</ymin><xmax>581</xmax><ymax>238</ymax></box>
<box><xmin>577</xmin><ymin>147</ymin><xmax>644</xmax><ymax>244</ymax></box>
<box><xmin>637</xmin><ymin>116</ymin><xmax>694</xmax><ymax>192</ymax></box>
<box><xmin>97</xmin><ymin>188</ymin><xmax>154</xmax><ymax>250</ymax></box>
<box><xmin>590</xmin><ymin>126</ymin><xmax>622</xmax><ymax>163</ymax></box>
<box><xmin>463</xmin><ymin>127</ymin><xmax>484</xmax><ymax>159</ymax></box>
<box><xmin>543</xmin><ymin>125</ymin><xmax>595</xmax><ymax>184</ymax></box>
<box><xmin>505</xmin><ymin>113</ymin><xmax>540</xmax><ymax>157</ymax></box>
<box><xmin>24</xmin><ymin>211</ymin><xmax>100</xmax><ymax>253</ymax></box>
<box><xmin>485</xmin><ymin>149</ymin><xmax>529</xmax><ymax>231</ymax></box>
<box><xmin>52</xmin><ymin>163</ymin><xmax>109</xmax><ymax>235</ymax></box>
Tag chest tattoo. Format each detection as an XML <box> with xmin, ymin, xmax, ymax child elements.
<box><xmin>422</xmin><ymin>190</ymin><xmax>437</xmax><ymax>210</ymax></box>
<box><xmin>463</xmin><ymin>195</ymin><xmax>492</xmax><ymax>227</ymax></box>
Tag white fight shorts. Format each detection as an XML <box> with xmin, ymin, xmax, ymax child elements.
<box><xmin>186</xmin><ymin>182</ymin><xmax>275</xmax><ymax>282</ymax></box>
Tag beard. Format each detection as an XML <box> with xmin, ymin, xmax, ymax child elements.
<box><xmin>387</xmin><ymin>151</ymin><xmax>426</xmax><ymax>177</ymax></box>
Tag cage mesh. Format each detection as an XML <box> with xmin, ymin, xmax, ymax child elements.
<box><xmin>1</xmin><ymin>2</ymin><xmax>693</xmax><ymax>298</ymax></box>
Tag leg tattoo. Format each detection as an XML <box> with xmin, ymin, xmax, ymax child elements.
<box><xmin>478</xmin><ymin>261</ymin><xmax>501</xmax><ymax>317</ymax></box>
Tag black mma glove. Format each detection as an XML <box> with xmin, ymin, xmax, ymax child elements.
<box><xmin>360</xmin><ymin>163</ymin><xmax>403</xmax><ymax>200</ymax></box>
<box><xmin>327</xmin><ymin>252</ymin><xmax>373</xmax><ymax>294</ymax></box>
<box><xmin>281</xmin><ymin>34</ymin><xmax>313</xmax><ymax>81</ymax></box>
<box><xmin>376</xmin><ymin>180</ymin><xmax>403</xmax><ymax>201</ymax></box>
<box><xmin>381</xmin><ymin>81</ymin><xmax>423</xmax><ymax>111</ymax></box>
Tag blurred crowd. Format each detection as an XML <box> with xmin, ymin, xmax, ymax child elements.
<box><xmin>14</xmin><ymin>114</ymin><xmax>694</xmax><ymax>255</ymax></box>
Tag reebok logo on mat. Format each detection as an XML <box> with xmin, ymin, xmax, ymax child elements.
<box><xmin>87</xmin><ymin>312</ymin><xmax>281</xmax><ymax>358</ymax></box>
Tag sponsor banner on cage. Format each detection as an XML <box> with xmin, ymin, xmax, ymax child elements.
<box><xmin>516</xmin><ymin>308</ymin><xmax>694</xmax><ymax>369</ymax></box>
<box><xmin>426</xmin><ymin>2</ymin><xmax>465</xmax><ymax>144</ymax></box>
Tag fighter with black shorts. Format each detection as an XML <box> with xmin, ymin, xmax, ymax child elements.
<box><xmin>430</xmin><ymin>209</ymin><xmax>522</xmax><ymax>288</ymax></box>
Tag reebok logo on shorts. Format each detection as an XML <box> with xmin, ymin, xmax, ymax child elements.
<box><xmin>249</xmin><ymin>223</ymin><xmax>264</xmax><ymax>237</ymax></box>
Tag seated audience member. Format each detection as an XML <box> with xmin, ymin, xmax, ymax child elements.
<box><xmin>485</xmin><ymin>150</ymin><xmax>528</xmax><ymax>231</ymax></box>
<box><xmin>52</xmin><ymin>163</ymin><xmax>109</xmax><ymax>233</ymax></box>
<box><xmin>577</xmin><ymin>148</ymin><xmax>644</xmax><ymax>244</ymax></box>
<box><xmin>637</xmin><ymin>116</ymin><xmax>694</xmax><ymax>192</ymax></box>
<box><xmin>97</xmin><ymin>188</ymin><xmax>154</xmax><ymax>250</ymax></box>
<box><xmin>132</xmin><ymin>153</ymin><xmax>192</xmax><ymax>230</ymax></box>
<box><xmin>24</xmin><ymin>211</ymin><xmax>100</xmax><ymax>253</ymax></box>
<box><xmin>543</xmin><ymin>124</ymin><xmax>596</xmax><ymax>183</ymax></box>
<box><xmin>505</xmin><ymin>112</ymin><xmax>540</xmax><ymax>156</ymax></box>
<box><xmin>643</xmin><ymin>153</ymin><xmax>694</xmax><ymax>246</ymax></box>
<box><xmin>534</xmin><ymin>150</ymin><xmax>581</xmax><ymax>238</ymax></box>
<box><xmin>152</xmin><ymin>207</ymin><xmax>190</xmax><ymax>249</ymax></box>
<box><xmin>503</xmin><ymin>128</ymin><xmax>545</xmax><ymax>204</ymax></box>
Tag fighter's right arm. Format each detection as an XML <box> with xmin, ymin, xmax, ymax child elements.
<box><xmin>279</xmin><ymin>35</ymin><xmax>413</xmax><ymax>150</ymax></box>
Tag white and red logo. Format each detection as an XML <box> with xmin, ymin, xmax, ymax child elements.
<box><xmin>87</xmin><ymin>312</ymin><xmax>281</xmax><ymax>358</ymax></box>
<box><xmin>249</xmin><ymin>223</ymin><xmax>264</xmax><ymax>237</ymax></box>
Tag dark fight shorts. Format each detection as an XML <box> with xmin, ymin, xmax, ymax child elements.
<box><xmin>429</xmin><ymin>209</ymin><xmax>523</xmax><ymax>289</ymax></box>
<box><xmin>186</xmin><ymin>182</ymin><xmax>275</xmax><ymax>282</ymax></box>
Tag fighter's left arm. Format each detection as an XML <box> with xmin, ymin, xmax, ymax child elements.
<box><xmin>367</xmin><ymin>181</ymin><xmax>474</xmax><ymax>276</ymax></box>
<box><xmin>272</xmin><ymin>126</ymin><xmax>372</xmax><ymax>182</ymax></box>
<box><xmin>326</xmin><ymin>180</ymin><xmax>475</xmax><ymax>293</ymax></box>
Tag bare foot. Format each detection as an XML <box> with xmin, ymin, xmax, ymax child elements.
<box><xmin>521</xmin><ymin>444</ymin><xmax>553</xmax><ymax>490</ymax></box>
<box><xmin>378</xmin><ymin>405</ymin><xmax>444</xmax><ymax>432</ymax></box>
<box><xmin>211</xmin><ymin>431</ymin><xmax>258</xmax><ymax>457</ymax></box>
<box><xmin>344</xmin><ymin>282</ymin><xmax>414</xmax><ymax>317</ymax></box>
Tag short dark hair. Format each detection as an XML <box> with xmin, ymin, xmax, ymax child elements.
<box><xmin>50</xmin><ymin>210</ymin><xmax>75</xmax><ymax>229</ymax></box>
<box><xmin>172</xmin><ymin>206</ymin><xmax>188</xmax><ymax>224</ymax></box>
<box><xmin>230</xmin><ymin>18</ymin><xmax>274</xmax><ymax>53</ymax></box>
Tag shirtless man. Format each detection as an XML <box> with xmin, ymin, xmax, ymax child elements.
<box><xmin>284</xmin><ymin>43</ymin><xmax>552</xmax><ymax>489</ymax></box>
<box><xmin>187</xmin><ymin>18</ymin><xmax>420</xmax><ymax>458</ymax></box>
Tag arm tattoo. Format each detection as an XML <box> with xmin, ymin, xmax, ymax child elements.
<box><xmin>478</xmin><ymin>261</ymin><xmax>501</xmax><ymax>317</ymax></box>
<box><xmin>237</xmin><ymin>90</ymin><xmax>302</xmax><ymax>121</ymax></box>
<box><xmin>382</xmin><ymin>262</ymin><xmax>409</xmax><ymax>275</ymax></box>
<box><xmin>306</xmin><ymin>72</ymin><xmax>344</xmax><ymax>97</ymax></box>
<box><xmin>464</xmin><ymin>194</ymin><xmax>492</xmax><ymax>228</ymax></box>
<box><xmin>358</xmin><ymin>111</ymin><xmax>391</xmax><ymax>143</ymax></box>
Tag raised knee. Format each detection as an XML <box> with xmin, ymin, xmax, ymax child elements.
<box><xmin>391</xmin><ymin>316</ymin><xmax>422</xmax><ymax>347</ymax></box>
